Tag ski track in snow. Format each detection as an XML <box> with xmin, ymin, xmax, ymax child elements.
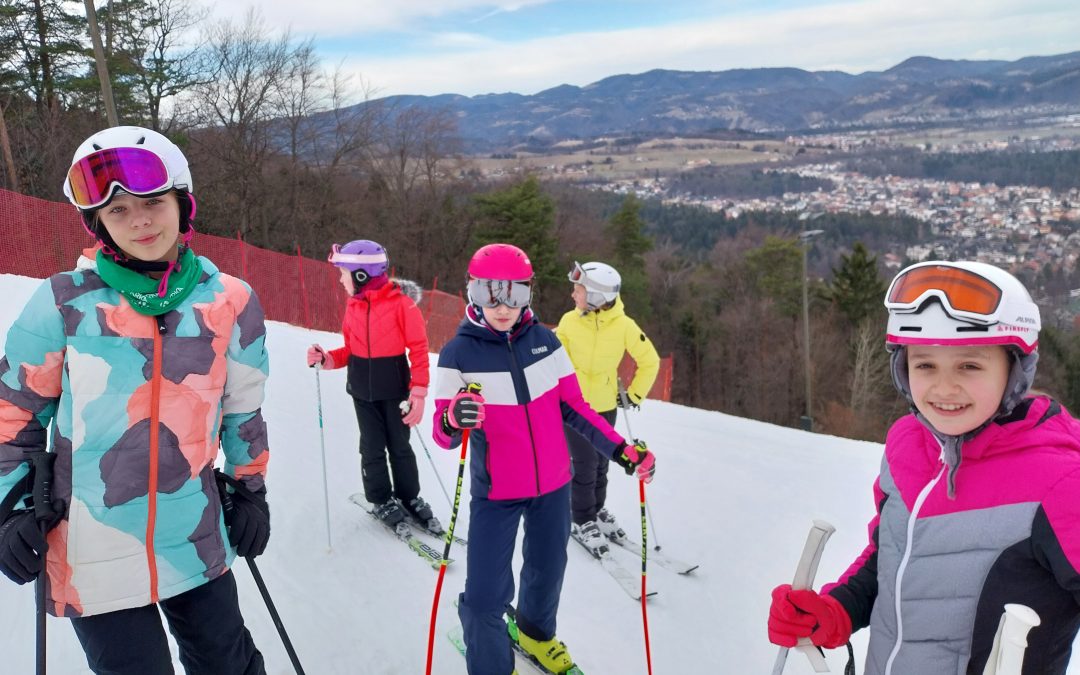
<box><xmin>0</xmin><ymin>272</ymin><xmax>1077</xmax><ymax>674</ymax></box>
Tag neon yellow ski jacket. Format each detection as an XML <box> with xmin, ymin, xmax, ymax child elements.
<box><xmin>555</xmin><ymin>296</ymin><xmax>660</xmax><ymax>412</ymax></box>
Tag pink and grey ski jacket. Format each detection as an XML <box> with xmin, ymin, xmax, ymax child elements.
<box><xmin>0</xmin><ymin>255</ymin><xmax>269</xmax><ymax>618</ymax></box>
<box><xmin>432</xmin><ymin>307</ymin><xmax>625</xmax><ymax>501</ymax></box>
<box><xmin>824</xmin><ymin>396</ymin><xmax>1080</xmax><ymax>674</ymax></box>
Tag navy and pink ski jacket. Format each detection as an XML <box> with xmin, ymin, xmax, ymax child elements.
<box><xmin>824</xmin><ymin>396</ymin><xmax>1080</xmax><ymax>675</ymax></box>
<box><xmin>432</xmin><ymin>308</ymin><xmax>625</xmax><ymax>501</ymax></box>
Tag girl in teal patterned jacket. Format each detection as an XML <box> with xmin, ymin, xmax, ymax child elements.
<box><xmin>0</xmin><ymin>126</ymin><xmax>270</xmax><ymax>674</ymax></box>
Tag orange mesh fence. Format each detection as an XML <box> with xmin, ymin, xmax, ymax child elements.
<box><xmin>0</xmin><ymin>188</ymin><xmax>672</xmax><ymax>400</ymax></box>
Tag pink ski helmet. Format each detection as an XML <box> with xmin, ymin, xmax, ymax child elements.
<box><xmin>468</xmin><ymin>243</ymin><xmax>533</xmax><ymax>281</ymax></box>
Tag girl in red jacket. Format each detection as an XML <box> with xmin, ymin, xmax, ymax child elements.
<box><xmin>307</xmin><ymin>239</ymin><xmax>437</xmax><ymax>530</ymax></box>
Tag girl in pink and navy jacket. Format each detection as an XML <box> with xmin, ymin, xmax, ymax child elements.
<box><xmin>768</xmin><ymin>261</ymin><xmax>1080</xmax><ymax>675</ymax></box>
<box><xmin>432</xmin><ymin>243</ymin><xmax>656</xmax><ymax>675</ymax></box>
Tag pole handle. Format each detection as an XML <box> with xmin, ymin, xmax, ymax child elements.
<box><xmin>772</xmin><ymin>520</ymin><xmax>836</xmax><ymax>675</ymax></box>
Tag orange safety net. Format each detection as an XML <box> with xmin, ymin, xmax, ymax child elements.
<box><xmin>0</xmin><ymin>188</ymin><xmax>672</xmax><ymax>400</ymax></box>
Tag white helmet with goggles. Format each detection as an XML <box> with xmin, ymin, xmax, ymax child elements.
<box><xmin>568</xmin><ymin>261</ymin><xmax>621</xmax><ymax>310</ymax></box>
<box><xmin>63</xmin><ymin>126</ymin><xmax>193</xmax><ymax>211</ymax></box>
<box><xmin>885</xmin><ymin>260</ymin><xmax>1040</xmax><ymax>355</ymax></box>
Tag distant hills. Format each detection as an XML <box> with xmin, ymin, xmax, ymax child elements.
<box><xmin>356</xmin><ymin>52</ymin><xmax>1080</xmax><ymax>152</ymax></box>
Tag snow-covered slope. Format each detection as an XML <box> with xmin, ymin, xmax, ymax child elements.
<box><xmin>0</xmin><ymin>272</ymin><xmax>1074</xmax><ymax>674</ymax></box>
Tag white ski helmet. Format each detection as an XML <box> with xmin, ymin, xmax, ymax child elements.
<box><xmin>63</xmin><ymin>125</ymin><xmax>193</xmax><ymax>210</ymax></box>
<box><xmin>885</xmin><ymin>260</ymin><xmax>1040</xmax><ymax>355</ymax></box>
<box><xmin>569</xmin><ymin>261</ymin><xmax>621</xmax><ymax>310</ymax></box>
<box><xmin>886</xmin><ymin>260</ymin><xmax>1041</xmax><ymax>419</ymax></box>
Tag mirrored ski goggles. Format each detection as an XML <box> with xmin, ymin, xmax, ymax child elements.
<box><xmin>327</xmin><ymin>243</ymin><xmax>388</xmax><ymax>268</ymax></box>
<box><xmin>567</xmin><ymin>261</ymin><xmax>618</xmax><ymax>292</ymax></box>
<box><xmin>468</xmin><ymin>278</ymin><xmax>532</xmax><ymax>308</ymax></box>
<box><xmin>886</xmin><ymin>264</ymin><xmax>1003</xmax><ymax>324</ymax></box>
<box><xmin>66</xmin><ymin>147</ymin><xmax>172</xmax><ymax>210</ymax></box>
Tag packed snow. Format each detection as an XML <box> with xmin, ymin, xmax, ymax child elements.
<box><xmin>0</xmin><ymin>272</ymin><xmax>1075</xmax><ymax>674</ymax></box>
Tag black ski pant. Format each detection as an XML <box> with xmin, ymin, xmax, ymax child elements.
<box><xmin>566</xmin><ymin>408</ymin><xmax>618</xmax><ymax>526</ymax></box>
<box><xmin>353</xmin><ymin>396</ymin><xmax>421</xmax><ymax>506</ymax></box>
<box><xmin>69</xmin><ymin>570</ymin><xmax>265</xmax><ymax>675</ymax></box>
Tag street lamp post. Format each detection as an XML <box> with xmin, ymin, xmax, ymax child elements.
<box><xmin>798</xmin><ymin>219</ymin><xmax>825</xmax><ymax>432</ymax></box>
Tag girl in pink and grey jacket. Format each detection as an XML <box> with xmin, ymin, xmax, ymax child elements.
<box><xmin>768</xmin><ymin>261</ymin><xmax>1080</xmax><ymax>675</ymax></box>
<box><xmin>432</xmin><ymin>243</ymin><xmax>655</xmax><ymax>675</ymax></box>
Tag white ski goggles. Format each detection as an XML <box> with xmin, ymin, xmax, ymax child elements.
<box><xmin>468</xmin><ymin>278</ymin><xmax>532</xmax><ymax>308</ymax></box>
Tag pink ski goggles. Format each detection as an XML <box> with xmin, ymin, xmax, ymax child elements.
<box><xmin>327</xmin><ymin>243</ymin><xmax>389</xmax><ymax>267</ymax></box>
<box><xmin>468</xmin><ymin>278</ymin><xmax>532</xmax><ymax>308</ymax></box>
<box><xmin>66</xmin><ymin>147</ymin><xmax>172</xmax><ymax>210</ymax></box>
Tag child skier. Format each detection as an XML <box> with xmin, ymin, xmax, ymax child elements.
<box><xmin>767</xmin><ymin>261</ymin><xmax>1080</xmax><ymax>674</ymax></box>
<box><xmin>0</xmin><ymin>126</ymin><xmax>270</xmax><ymax>674</ymax></box>
<box><xmin>307</xmin><ymin>240</ymin><xmax>438</xmax><ymax>531</ymax></box>
<box><xmin>556</xmin><ymin>261</ymin><xmax>659</xmax><ymax>556</ymax></box>
<box><xmin>432</xmin><ymin>243</ymin><xmax>656</xmax><ymax>675</ymax></box>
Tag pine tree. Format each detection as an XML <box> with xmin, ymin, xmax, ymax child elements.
<box><xmin>606</xmin><ymin>194</ymin><xmax>653</xmax><ymax>319</ymax></box>
<box><xmin>828</xmin><ymin>242</ymin><xmax>887</xmax><ymax>327</ymax></box>
<box><xmin>471</xmin><ymin>176</ymin><xmax>562</xmax><ymax>317</ymax></box>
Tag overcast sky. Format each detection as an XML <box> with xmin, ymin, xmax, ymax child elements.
<box><xmin>208</xmin><ymin>0</ymin><xmax>1080</xmax><ymax>99</ymax></box>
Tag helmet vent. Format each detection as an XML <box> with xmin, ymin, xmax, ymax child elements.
<box><xmin>956</xmin><ymin>325</ymin><xmax>989</xmax><ymax>333</ymax></box>
<box><xmin>136</xmin><ymin>136</ymin><xmax>146</xmax><ymax>144</ymax></box>
<box><xmin>91</xmin><ymin>143</ymin><xmax>102</xmax><ymax>151</ymax></box>
<box><xmin>898</xmin><ymin>325</ymin><xmax>923</xmax><ymax>332</ymax></box>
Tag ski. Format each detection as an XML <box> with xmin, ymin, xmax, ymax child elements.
<box><xmin>402</xmin><ymin>510</ymin><xmax>468</xmax><ymax>548</ymax></box>
<box><xmin>571</xmin><ymin>535</ymin><xmax>657</xmax><ymax>602</ymax></box>
<box><xmin>348</xmin><ymin>493</ymin><xmax>450</xmax><ymax>570</ymax></box>
<box><xmin>605</xmin><ymin>535</ymin><xmax>699</xmax><ymax>575</ymax></box>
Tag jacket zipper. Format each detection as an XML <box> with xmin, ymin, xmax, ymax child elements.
<box><xmin>147</xmin><ymin>314</ymin><xmax>166</xmax><ymax>602</ymax></box>
<box><xmin>883</xmin><ymin>460</ymin><xmax>946</xmax><ymax>675</ymax></box>
<box><xmin>505</xmin><ymin>334</ymin><xmax>542</xmax><ymax>496</ymax></box>
<box><xmin>365</xmin><ymin>298</ymin><xmax>372</xmax><ymax>397</ymax></box>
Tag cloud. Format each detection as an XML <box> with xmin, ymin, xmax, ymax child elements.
<box><xmin>211</xmin><ymin>0</ymin><xmax>557</xmax><ymax>36</ymax></box>
<box><xmin>336</xmin><ymin>0</ymin><xmax>1078</xmax><ymax>96</ymax></box>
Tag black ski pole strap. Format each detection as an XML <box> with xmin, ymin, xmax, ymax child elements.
<box><xmin>0</xmin><ymin>470</ymin><xmax>32</xmax><ymax>524</ymax></box>
<box><xmin>844</xmin><ymin>641</ymin><xmax>856</xmax><ymax>675</ymax></box>
<box><xmin>214</xmin><ymin>469</ymin><xmax>262</xmax><ymax>506</ymax></box>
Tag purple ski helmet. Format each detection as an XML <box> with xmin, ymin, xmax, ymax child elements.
<box><xmin>328</xmin><ymin>239</ymin><xmax>389</xmax><ymax>288</ymax></box>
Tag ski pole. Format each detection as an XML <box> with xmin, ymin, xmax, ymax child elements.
<box><xmin>982</xmin><ymin>604</ymin><xmax>1040</xmax><ymax>675</ymax></box>
<box><xmin>28</xmin><ymin>451</ymin><xmax>59</xmax><ymax>675</ymax></box>
<box><xmin>246</xmin><ymin>557</ymin><xmax>306</xmax><ymax>675</ymax></box>
<box><xmin>414</xmin><ymin>423</ymin><xmax>454</xmax><ymax>510</ymax></box>
<box><xmin>426</xmin><ymin>383</ymin><xmax>480</xmax><ymax>675</ymax></box>
<box><xmin>617</xmin><ymin>379</ymin><xmax>661</xmax><ymax>551</ymax></box>
<box><xmin>313</xmin><ymin>366</ymin><xmax>332</xmax><ymax>551</ymax></box>
<box><xmin>639</xmin><ymin>479</ymin><xmax>653</xmax><ymax>675</ymax></box>
<box><xmin>772</xmin><ymin>520</ymin><xmax>835</xmax><ymax>675</ymax></box>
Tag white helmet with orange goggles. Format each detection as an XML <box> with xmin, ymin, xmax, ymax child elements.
<box><xmin>885</xmin><ymin>260</ymin><xmax>1040</xmax><ymax>355</ymax></box>
<box><xmin>63</xmin><ymin>126</ymin><xmax>192</xmax><ymax>212</ymax></box>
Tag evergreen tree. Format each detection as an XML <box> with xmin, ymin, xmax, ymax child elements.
<box><xmin>744</xmin><ymin>236</ymin><xmax>802</xmax><ymax>317</ymax></box>
<box><xmin>606</xmin><ymin>194</ymin><xmax>653</xmax><ymax>319</ymax></box>
<box><xmin>471</xmin><ymin>176</ymin><xmax>562</xmax><ymax>318</ymax></box>
<box><xmin>827</xmin><ymin>242</ymin><xmax>887</xmax><ymax>327</ymax></box>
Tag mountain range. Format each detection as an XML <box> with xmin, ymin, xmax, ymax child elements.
<box><xmin>359</xmin><ymin>51</ymin><xmax>1080</xmax><ymax>151</ymax></box>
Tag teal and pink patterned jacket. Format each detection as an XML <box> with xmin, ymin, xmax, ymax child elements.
<box><xmin>0</xmin><ymin>253</ymin><xmax>269</xmax><ymax>618</ymax></box>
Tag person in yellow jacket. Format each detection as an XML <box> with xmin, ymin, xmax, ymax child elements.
<box><xmin>556</xmin><ymin>261</ymin><xmax>660</xmax><ymax>556</ymax></box>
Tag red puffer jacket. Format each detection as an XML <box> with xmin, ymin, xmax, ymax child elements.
<box><xmin>325</xmin><ymin>280</ymin><xmax>430</xmax><ymax>401</ymax></box>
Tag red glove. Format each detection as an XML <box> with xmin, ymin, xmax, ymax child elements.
<box><xmin>400</xmin><ymin>387</ymin><xmax>427</xmax><ymax>427</ymax></box>
<box><xmin>768</xmin><ymin>584</ymin><xmax>852</xmax><ymax>649</ymax></box>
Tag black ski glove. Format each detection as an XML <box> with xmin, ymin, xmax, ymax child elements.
<box><xmin>216</xmin><ymin>472</ymin><xmax>270</xmax><ymax>558</ymax></box>
<box><xmin>618</xmin><ymin>392</ymin><xmax>642</xmax><ymax>410</ymax></box>
<box><xmin>0</xmin><ymin>509</ymin><xmax>53</xmax><ymax>585</ymax></box>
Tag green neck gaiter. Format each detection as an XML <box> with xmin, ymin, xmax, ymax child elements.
<box><xmin>95</xmin><ymin>248</ymin><xmax>203</xmax><ymax>316</ymax></box>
